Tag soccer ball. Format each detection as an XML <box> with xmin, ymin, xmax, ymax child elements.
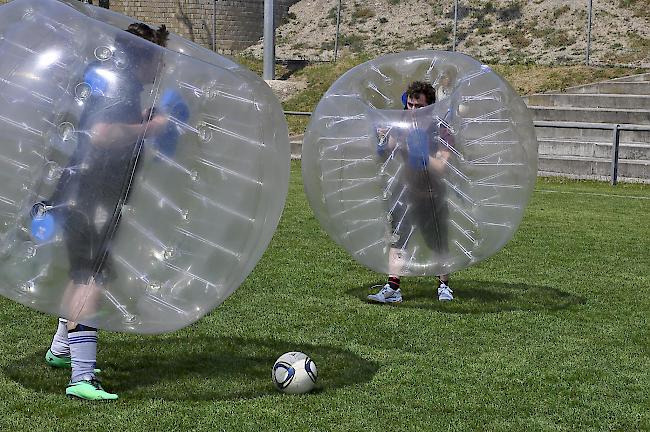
<box><xmin>272</xmin><ymin>352</ymin><xmax>318</xmax><ymax>394</ymax></box>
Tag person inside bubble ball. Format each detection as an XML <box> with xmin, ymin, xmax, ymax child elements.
<box><xmin>42</xmin><ymin>22</ymin><xmax>171</xmax><ymax>400</ymax></box>
<box><xmin>368</xmin><ymin>80</ymin><xmax>454</xmax><ymax>304</ymax></box>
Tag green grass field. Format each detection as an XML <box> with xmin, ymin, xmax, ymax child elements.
<box><xmin>0</xmin><ymin>162</ymin><xmax>648</xmax><ymax>431</ymax></box>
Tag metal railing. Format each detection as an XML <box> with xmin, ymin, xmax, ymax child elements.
<box><xmin>533</xmin><ymin>121</ymin><xmax>650</xmax><ymax>185</ymax></box>
<box><xmin>283</xmin><ymin>111</ymin><xmax>650</xmax><ymax>185</ymax></box>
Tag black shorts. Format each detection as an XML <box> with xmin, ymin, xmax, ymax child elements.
<box><xmin>388</xmin><ymin>176</ymin><xmax>449</xmax><ymax>253</ymax></box>
<box><xmin>49</xmin><ymin>148</ymin><xmax>140</xmax><ymax>285</ymax></box>
<box><xmin>53</xmin><ymin>184</ymin><xmax>121</xmax><ymax>285</ymax></box>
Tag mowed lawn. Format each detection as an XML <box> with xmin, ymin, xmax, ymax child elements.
<box><xmin>0</xmin><ymin>161</ymin><xmax>648</xmax><ymax>431</ymax></box>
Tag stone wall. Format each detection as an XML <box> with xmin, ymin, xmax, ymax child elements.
<box><xmin>111</xmin><ymin>0</ymin><xmax>300</xmax><ymax>53</ymax></box>
<box><xmin>0</xmin><ymin>0</ymin><xmax>298</xmax><ymax>53</ymax></box>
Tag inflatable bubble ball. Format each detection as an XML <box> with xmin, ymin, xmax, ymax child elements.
<box><xmin>0</xmin><ymin>0</ymin><xmax>290</xmax><ymax>333</ymax></box>
<box><xmin>302</xmin><ymin>51</ymin><xmax>538</xmax><ymax>277</ymax></box>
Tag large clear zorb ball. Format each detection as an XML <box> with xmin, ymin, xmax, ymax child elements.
<box><xmin>0</xmin><ymin>0</ymin><xmax>289</xmax><ymax>333</ymax></box>
<box><xmin>302</xmin><ymin>51</ymin><xmax>537</xmax><ymax>276</ymax></box>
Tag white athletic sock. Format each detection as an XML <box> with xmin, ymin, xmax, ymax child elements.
<box><xmin>49</xmin><ymin>318</ymin><xmax>69</xmax><ymax>357</ymax></box>
<box><xmin>69</xmin><ymin>324</ymin><xmax>98</xmax><ymax>383</ymax></box>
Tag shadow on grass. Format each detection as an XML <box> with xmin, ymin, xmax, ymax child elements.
<box><xmin>4</xmin><ymin>335</ymin><xmax>378</xmax><ymax>401</ymax></box>
<box><xmin>348</xmin><ymin>279</ymin><xmax>585</xmax><ymax>313</ymax></box>
<box><xmin>277</xmin><ymin>59</ymin><xmax>310</xmax><ymax>80</ymax></box>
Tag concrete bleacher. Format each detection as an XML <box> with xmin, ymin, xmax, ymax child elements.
<box><xmin>525</xmin><ymin>73</ymin><xmax>650</xmax><ymax>183</ymax></box>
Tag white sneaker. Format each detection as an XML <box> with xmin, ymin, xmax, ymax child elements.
<box><xmin>438</xmin><ymin>283</ymin><xmax>453</xmax><ymax>301</ymax></box>
<box><xmin>367</xmin><ymin>284</ymin><xmax>403</xmax><ymax>303</ymax></box>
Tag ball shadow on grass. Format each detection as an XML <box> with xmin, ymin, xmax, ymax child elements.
<box><xmin>349</xmin><ymin>279</ymin><xmax>585</xmax><ymax>313</ymax></box>
<box><xmin>4</xmin><ymin>335</ymin><xmax>378</xmax><ymax>401</ymax></box>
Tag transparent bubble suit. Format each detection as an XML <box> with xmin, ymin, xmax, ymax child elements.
<box><xmin>302</xmin><ymin>51</ymin><xmax>538</xmax><ymax>277</ymax></box>
<box><xmin>0</xmin><ymin>0</ymin><xmax>289</xmax><ymax>333</ymax></box>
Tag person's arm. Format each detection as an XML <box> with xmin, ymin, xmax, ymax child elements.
<box><xmin>89</xmin><ymin>114</ymin><xmax>169</xmax><ymax>148</ymax></box>
<box><xmin>428</xmin><ymin>147</ymin><xmax>450</xmax><ymax>174</ymax></box>
<box><xmin>427</xmin><ymin>125</ymin><xmax>453</xmax><ymax>174</ymax></box>
<box><xmin>376</xmin><ymin>126</ymin><xmax>399</xmax><ymax>159</ymax></box>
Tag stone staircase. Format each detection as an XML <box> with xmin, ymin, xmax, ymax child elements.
<box><xmin>524</xmin><ymin>73</ymin><xmax>650</xmax><ymax>183</ymax></box>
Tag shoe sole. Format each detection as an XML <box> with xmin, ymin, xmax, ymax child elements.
<box><xmin>66</xmin><ymin>393</ymin><xmax>118</xmax><ymax>401</ymax></box>
<box><xmin>45</xmin><ymin>358</ymin><xmax>71</xmax><ymax>369</ymax></box>
<box><xmin>367</xmin><ymin>297</ymin><xmax>402</xmax><ymax>304</ymax></box>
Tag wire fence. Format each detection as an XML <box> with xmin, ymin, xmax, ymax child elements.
<box><xmin>89</xmin><ymin>1</ymin><xmax>648</xmax><ymax>68</ymax></box>
<box><xmin>323</xmin><ymin>0</ymin><xmax>648</xmax><ymax>67</ymax></box>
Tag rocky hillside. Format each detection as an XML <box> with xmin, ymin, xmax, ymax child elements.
<box><xmin>244</xmin><ymin>0</ymin><xmax>649</xmax><ymax>66</ymax></box>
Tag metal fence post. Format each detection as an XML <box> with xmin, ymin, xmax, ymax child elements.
<box><xmin>452</xmin><ymin>0</ymin><xmax>458</xmax><ymax>52</ymax></box>
<box><xmin>586</xmin><ymin>0</ymin><xmax>593</xmax><ymax>65</ymax></box>
<box><xmin>334</xmin><ymin>0</ymin><xmax>342</xmax><ymax>62</ymax></box>
<box><xmin>263</xmin><ymin>0</ymin><xmax>275</xmax><ymax>80</ymax></box>
<box><xmin>212</xmin><ymin>0</ymin><xmax>217</xmax><ymax>52</ymax></box>
<box><xmin>610</xmin><ymin>124</ymin><xmax>621</xmax><ymax>185</ymax></box>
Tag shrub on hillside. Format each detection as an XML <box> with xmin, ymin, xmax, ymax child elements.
<box><xmin>552</xmin><ymin>5</ymin><xmax>570</xmax><ymax>19</ymax></box>
<box><xmin>498</xmin><ymin>1</ymin><xmax>523</xmax><ymax>21</ymax></box>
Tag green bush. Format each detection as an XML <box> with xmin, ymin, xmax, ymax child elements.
<box><xmin>426</xmin><ymin>26</ymin><xmax>452</xmax><ymax>45</ymax></box>
<box><xmin>352</xmin><ymin>6</ymin><xmax>376</xmax><ymax>20</ymax></box>
<box><xmin>497</xmin><ymin>1</ymin><xmax>523</xmax><ymax>21</ymax></box>
<box><xmin>500</xmin><ymin>28</ymin><xmax>531</xmax><ymax>48</ymax></box>
<box><xmin>544</xmin><ymin>29</ymin><xmax>576</xmax><ymax>48</ymax></box>
<box><xmin>552</xmin><ymin>5</ymin><xmax>570</xmax><ymax>19</ymax></box>
<box><xmin>322</xmin><ymin>34</ymin><xmax>366</xmax><ymax>53</ymax></box>
<box><xmin>326</xmin><ymin>5</ymin><xmax>344</xmax><ymax>24</ymax></box>
<box><xmin>476</xmin><ymin>17</ymin><xmax>493</xmax><ymax>35</ymax></box>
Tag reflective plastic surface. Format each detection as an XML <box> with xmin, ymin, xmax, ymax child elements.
<box><xmin>302</xmin><ymin>51</ymin><xmax>537</xmax><ymax>276</ymax></box>
<box><xmin>0</xmin><ymin>0</ymin><xmax>290</xmax><ymax>333</ymax></box>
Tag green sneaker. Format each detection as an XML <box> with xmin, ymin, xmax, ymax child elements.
<box><xmin>45</xmin><ymin>349</ymin><xmax>71</xmax><ymax>369</ymax></box>
<box><xmin>66</xmin><ymin>378</ymin><xmax>118</xmax><ymax>401</ymax></box>
<box><xmin>45</xmin><ymin>349</ymin><xmax>102</xmax><ymax>373</ymax></box>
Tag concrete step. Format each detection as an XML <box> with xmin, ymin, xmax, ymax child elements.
<box><xmin>538</xmin><ymin>170</ymin><xmax>650</xmax><ymax>183</ymax></box>
<box><xmin>525</xmin><ymin>93</ymin><xmax>650</xmax><ymax>110</ymax></box>
<box><xmin>534</xmin><ymin>124</ymin><xmax>650</xmax><ymax>143</ymax></box>
<box><xmin>562</xmin><ymin>81</ymin><xmax>650</xmax><ymax>95</ymax></box>
<box><xmin>539</xmin><ymin>154</ymin><xmax>650</xmax><ymax>180</ymax></box>
<box><xmin>529</xmin><ymin>106</ymin><xmax>650</xmax><ymax>124</ymax></box>
<box><xmin>290</xmin><ymin>134</ymin><xmax>304</xmax><ymax>159</ymax></box>
<box><xmin>538</xmin><ymin>139</ymin><xmax>650</xmax><ymax>160</ymax></box>
<box><xmin>609</xmin><ymin>73</ymin><xmax>650</xmax><ymax>83</ymax></box>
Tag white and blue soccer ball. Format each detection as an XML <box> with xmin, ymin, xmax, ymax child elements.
<box><xmin>272</xmin><ymin>352</ymin><xmax>318</xmax><ymax>394</ymax></box>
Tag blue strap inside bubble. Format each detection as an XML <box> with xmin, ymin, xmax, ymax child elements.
<box><xmin>152</xmin><ymin>89</ymin><xmax>190</xmax><ymax>158</ymax></box>
<box><xmin>160</xmin><ymin>89</ymin><xmax>190</xmax><ymax>122</ymax></box>
<box><xmin>30</xmin><ymin>203</ymin><xmax>55</xmax><ymax>243</ymax></box>
<box><xmin>406</xmin><ymin>129</ymin><xmax>430</xmax><ymax>169</ymax></box>
<box><xmin>84</xmin><ymin>64</ymin><xmax>109</xmax><ymax>95</ymax></box>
